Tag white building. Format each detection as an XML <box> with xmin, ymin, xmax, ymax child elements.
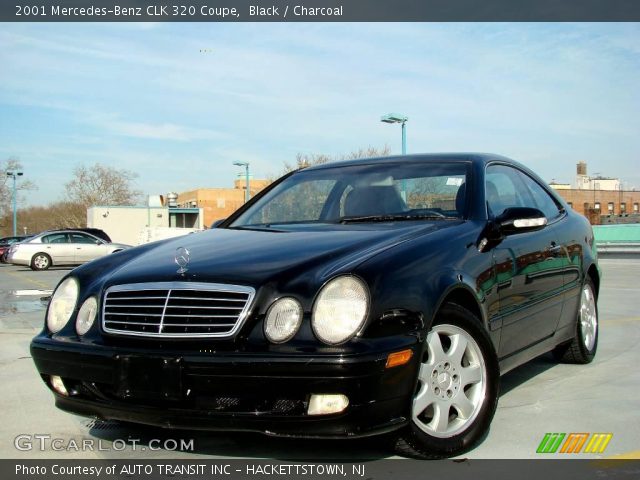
<box><xmin>87</xmin><ymin>205</ymin><xmax>204</xmax><ymax>246</ymax></box>
<box><xmin>575</xmin><ymin>161</ymin><xmax>621</xmax><ymax>191</ymax></box>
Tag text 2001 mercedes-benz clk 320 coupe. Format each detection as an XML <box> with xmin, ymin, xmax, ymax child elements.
<box><xmin>31</xmin><ymin>153</ymin><xmax>599</xmax><ymax>458</ymax></box>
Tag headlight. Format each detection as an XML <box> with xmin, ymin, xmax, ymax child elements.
<box><xmin>312</xmin><ymin>276</ymin><xmax>369</xmax><ymax>345</ymax></box>
<box><xmin>76</xmin><ymin>296</ymin><xmax>98</xmax><ymax>336</ymax></box>
<box><xmin>264</xmin><ymin>297</ymin><xmax>303</xmax><ymax>343</ymax></box>
<box><xmin>46</xmin><ymin>277</ymin><xmax>79</xmax><ymax>333</ymax></box>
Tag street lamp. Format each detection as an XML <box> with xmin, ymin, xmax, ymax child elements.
<box><xmin>233</xmin><ymin>162</ymin><xmax>250</xmax><ymax>203</ymax></box>
<box><xmin>381</xmin><ymin>113</ymin><xmax>408</xmax><ymax>155</ymax></box>
<box><xmin>6</xmin><ymin>171</ymin><xmax>23</xmax><ymax>236</ymax></box>
<box><xmin>381</xmin><ymin>113</ymin><xmax>409</xmax><ymax>200</ymax></box>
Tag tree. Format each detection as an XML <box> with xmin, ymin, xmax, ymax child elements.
<box><xmin>65</xmin><ymin>163</ymin><xmax>142</xmax><ymax>208</ymax></box>
<box><xmin>0</xmin><ymin>201</ymin><xmax>87</xmax><ymax>236</ymax></box>
<box><xmin>0</xmin><ymin>157</ymin><xmax>37</xmax><ymax>232</ymax></box>
<box><xmin>283</xmin><ymin>145</ymin><xmax>392</xmax><ymax>173</ymax></box>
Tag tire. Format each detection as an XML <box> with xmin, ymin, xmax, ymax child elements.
<box><xmin>394</xmin><ymin>303</ymin><xmax>499</xmax><ymax>459</ymax></box>
<box><xmin>552</xmin><ymin>278</ymin><xmax>598</xmax><ymax>364</ymax></box>
<box><xmin>30</xmin><ymin>253</ymin><xmax>52</xmax><ymax>271</ymax></box>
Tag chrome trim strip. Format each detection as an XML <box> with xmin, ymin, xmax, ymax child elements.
<box><xmin>158</xmin><ymin>288</ymin><xmax>172</xmax><ymax>334</ymax></box>
<box><xmin>105</xmin><ymin>321</ymin><xmax>162</xmax><ymax>326</ymax></box>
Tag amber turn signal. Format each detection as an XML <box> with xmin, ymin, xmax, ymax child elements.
<box><xmin>385</xmin><ymin>349</ymin><xmax>413</xmax><ymax>368</ymax></box>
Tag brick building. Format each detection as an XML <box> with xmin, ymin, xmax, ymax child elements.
<box><xmin>177</xmin><ymin>179</ymin><xmax>270</xmax><ymax>227</ymax></box>
<box><xmin>549</xmin><ymin>162</ymin><xmax>640</xmax><ymax>225</ymax></box>
<box><xmin>551</xmin><ymin>187</ymin><xmax>640</xmax><ymax>224</ymax></box>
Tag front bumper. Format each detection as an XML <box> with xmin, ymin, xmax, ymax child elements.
<box><xmin>31</xmin><ymin>336</ymin><xmax>420</xmax><ymax>438</ymax></box>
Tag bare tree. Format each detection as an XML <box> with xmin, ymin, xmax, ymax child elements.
<box><xmin>282</xmin><ymin>145</ymin><xmax>391</xmax><ymax>174</ymax></box>
<box><xmin>65</xmin><ymin>163</ymin><xmax>142</xmax><ymax>208</ymax></box>
<box><xmin>0</xmin><ymin>201</ymin><xmax>86</xmax><ymax>236</ymax></box>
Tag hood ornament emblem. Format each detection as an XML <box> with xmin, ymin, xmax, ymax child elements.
<box><xmin>175</xmin><ymin>247</ymin><xmax>190</xmax><ymax>274</ymax></box>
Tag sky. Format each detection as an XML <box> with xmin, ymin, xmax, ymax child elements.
<box><xmin>1</xmin><ymin>22</ymin><xmax>639</xmax><ymax>206</ymax></box>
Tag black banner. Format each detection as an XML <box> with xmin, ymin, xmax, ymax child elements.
<box><xmin>5</xmin><ymin>459</ymin><xmax>640</xmax><ymax>480</ymax></box>
<box><xmin>2</xmin><ymin>0</ymin><xmax>640</xmax><ymax>22</ymax></box>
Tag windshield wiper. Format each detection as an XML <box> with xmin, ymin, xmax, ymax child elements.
<box><xmin>338</xmin><ymin>214</ymin><xmax>457</xmax><ymax>224</ymax></box>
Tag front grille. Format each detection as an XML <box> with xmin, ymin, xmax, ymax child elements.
<box><xmin>102</xmin><ymin>282</ymin><xmax>255</xmax><ymax>338</ymax></box>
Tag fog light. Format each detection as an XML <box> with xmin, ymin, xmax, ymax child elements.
<box><xmin>50</xmin><ymin>375</ymin><xmax>68</xmax><ymax>396</ymax></box>
<box><xmin>307</xmin><ymin>394</ymin><xmax>349</xmax><ymax>415</ymax></box>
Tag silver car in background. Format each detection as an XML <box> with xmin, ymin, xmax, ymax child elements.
<box><xmin>6</xmin><ymin>230</ymin><xmax>130</xmax><ymax>270</ymax></box>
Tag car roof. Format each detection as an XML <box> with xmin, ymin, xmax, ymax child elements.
<box><xmin>303</xmin><ymin>153</ymin><xmax>516</xmax><ymax>172</ymax></box>
<box><xmin>40</xmin><ymin>228</ymin><xmax>111</xmax><ymax>243</ymax></box>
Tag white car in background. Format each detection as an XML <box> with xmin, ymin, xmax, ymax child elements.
<box><xmin>6</xmin><ymin>229</ymin><xmax>130</xmax><ymax>271</ymax></box>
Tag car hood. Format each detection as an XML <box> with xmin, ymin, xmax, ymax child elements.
<box><xmin>109</xmin><ymin>242</ymin><xmax>132</xmax><ymax>249</ymax></box>
<box><xmin>101</xmin><ymin>223</ymin><xmax>458</xmax><ymax>289</ymax></box>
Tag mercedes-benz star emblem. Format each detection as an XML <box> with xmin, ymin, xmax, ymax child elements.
<box><xmin>175</xmin><ymin>247</ymin><xmax>190</xmax><ymax>274</ymax></box>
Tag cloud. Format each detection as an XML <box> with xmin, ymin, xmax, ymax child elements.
<box><xmin>104</xmin><ymin>120</ymin><xmax>223</xmax><ymax>142</ymax></box>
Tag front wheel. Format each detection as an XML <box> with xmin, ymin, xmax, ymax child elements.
<box><xmin>394</xmin><ymin>303</ymin><xmax>499</xmax><ymax>459</ymax></box>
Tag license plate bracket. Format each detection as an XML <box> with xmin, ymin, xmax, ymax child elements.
<box><xmin>116</xmin><ymin>356</ymin><xmax>183</xmax><ymax>401</ymax></box>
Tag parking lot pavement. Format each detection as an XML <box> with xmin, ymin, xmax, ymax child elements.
<box><xmin>1</xmin><ymin>258</ymin><xmax>638</xmax><ymax>459</ymax></box>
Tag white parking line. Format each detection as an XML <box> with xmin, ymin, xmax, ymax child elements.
<box><xmin>13</xmin><ymin>289</ymin><xmax>53</xmax><ymax>296</ymax></box>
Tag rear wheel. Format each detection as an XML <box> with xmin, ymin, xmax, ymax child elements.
<box><xmin>394</xmin><ymin>303</ymin><xmax>499</xmax><ymax>459</ymax></box>
<box><xmin>30</xmin><ymin>253</ymin><xmax>51</xmax><ymax>271</ymax></box>
<box><xmin>553</xmin><ymin>278</ymin><xmax>598</xmax><ymax>364</ymax></box>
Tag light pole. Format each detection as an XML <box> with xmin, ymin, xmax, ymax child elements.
<box><xmin>381</xmin><ymin>113</ymin><xmax>408</xmax><ymax>155</ymax></box>
<box><xmin>233</xmin><ymin>162</ymin><xmax>250</xmax><ymax>203</ymax></box>
<box><xmin>6</xmin><ymin>171</ymin><xmax>23</xmax><ymax>236</ymax></box>
<box><xmin>381</xmin><ymin>113</ymin><xmax>409</xmax><ymax>200</ymax></box>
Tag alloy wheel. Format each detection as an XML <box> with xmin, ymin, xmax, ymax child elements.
<box><xmin>412</xmin><ymin>324</ymin><xmax>487</xmax><ymax>438</ymax></box>
<box><xmin>580</xmin><ymin>284</ymin><xmax>597</xmax><ymax>351</ymax></box>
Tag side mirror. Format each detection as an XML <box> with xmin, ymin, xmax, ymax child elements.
<box><xmin>496</xmin><ymin>207</ymin><xmax>547</xmax><ymax>235</ymax></box>
<box><xmin>210</xmin><ymin>218</ymin><xmax>226</xmax><ymax>229</ymax></box>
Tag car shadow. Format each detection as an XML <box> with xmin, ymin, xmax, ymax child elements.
<box><xmin>86</xmin><ymin>420</ymin><xmax>392</xmax><ymax>460</ymax></box>
<box><xmin>499</xmin><ymin>353</ymin><xmax>558</xmax><ymax>397</ymax></box>
<box><xmin>12</xmin><ymin>266</ymin><xmax>74</xmax><ymax>272</ymax></box>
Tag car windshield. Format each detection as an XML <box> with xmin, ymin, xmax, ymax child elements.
<box><xmin>229</xmin><ymin>161</ymin><xmax>470</xmax><ymax>228</ymax></box>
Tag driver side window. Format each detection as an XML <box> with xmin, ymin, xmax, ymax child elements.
<box><xmin>486</xmin><ymin>164</ymin><xmax>562</xmax><ymax>220</ymax></box>
<box><xmin>485</xmin><ymin>166</ymin><xmax>522</xmax><ymax>218</ymax></box>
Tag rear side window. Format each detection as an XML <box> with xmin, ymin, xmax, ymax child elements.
<box><xmin>517</xmin><ymin>172</ymin><xmax>563</xmax><ymax>220</ymax></box>
<box><xmin>70</xmin><ymin>233</ymin><xmax>99</xmax><ymax>244</ymax></box>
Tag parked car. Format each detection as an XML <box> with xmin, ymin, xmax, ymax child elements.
<box><xmin>31</xmin><ymin>154</ymin><xmax>599</xmax><ymax>458</ymax></box>
<box><xmin>0</xmin><ymin>235</ymin><xmax>32</xmax><ymax>263</ymax></box>
<box><xmin>7</xmin><ymin>229</ymin><xmax>129</xmax><ymax>270</ymax></box>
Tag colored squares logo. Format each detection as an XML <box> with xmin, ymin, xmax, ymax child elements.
<box><xmin>537</xmin><ymin>433</ymin><xmax>612</xmax><ymax>454</ymax></box>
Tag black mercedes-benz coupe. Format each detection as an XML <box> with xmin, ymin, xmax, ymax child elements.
<box><xmin>31</xmin><ymin>153</ymin><xmax>599</xmax><ymax>458</ymax></box>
